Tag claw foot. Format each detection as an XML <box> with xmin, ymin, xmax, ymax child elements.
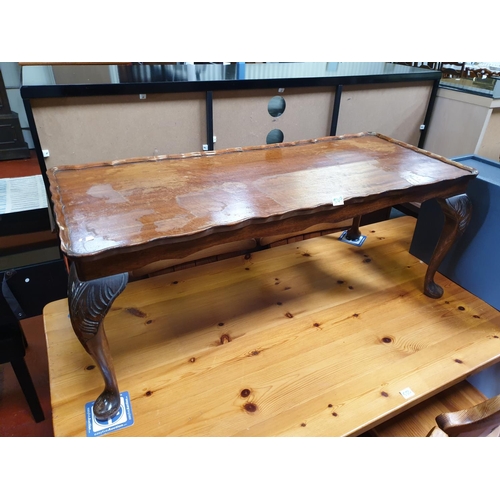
<box><xmin>93</xmin><ymin>389</ymin><xmax>121</xmax><ymax>420</ymax></box>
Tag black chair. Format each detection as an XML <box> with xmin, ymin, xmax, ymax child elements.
<box><xmin>0</xmin><ymin>273</ymin><xmax>44</xmax><ymax>423</ymax></box>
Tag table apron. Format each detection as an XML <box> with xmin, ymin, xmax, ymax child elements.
<box><xmin>71</xmin><ymin>179</ymin><xmax>470</xmax><ymax>282</ymax></box>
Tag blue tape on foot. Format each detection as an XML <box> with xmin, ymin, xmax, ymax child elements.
<box><xmin>85</xmin><ymin>391</ymin><xmax>134</xmax><ymax>437</ymax></box>
<box><xmin>338</xmin><ymin>230</ymin><xmax>367</xmax><ymax>247</ymax></box>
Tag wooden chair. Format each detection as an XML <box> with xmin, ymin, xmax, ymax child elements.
<box><xmin>394</xmin><ymin>62</ymin><xmax>440</xmax><ymax>70</ymax></box>
<box><xmin>428</xmin><ymin>391</ymin><xmax>500</xmax><ymax>437</ymax></box>
<box><xmin>369</xmin><ymin>380</ymin><xmax>500</xmax><ymax>437</ymax></box>
<box><xmin>440</xmin><ymin>62</ymin><xmax>465</xmax><ymax>78</ymax></box>
<box><xmin>465</xmin><ymin>67</ymin><xmax>495</xmax><ymax>79</ymax></box>
<box><xmin>416</xmin><ymin>62</ymin><xmax>440</xmax><ymax>70</ymax></box>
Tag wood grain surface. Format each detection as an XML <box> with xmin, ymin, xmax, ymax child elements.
<box><xmin>46</xmin><ymin>132</ymin><xmax>478</xmax><ymax>281</ymax></box>
<box><xmin>370</xmin><ymin>380</ymin><xmax>487</xmax><ymax>437</ymax></box>
<box><xmin>47</xmin><ymin>133</ymin><xmax>477</xmax><ymax>259</ymax></box>
<box><xmin>43</xmin><ymin>217</ymin><xmax>500</xmax><ymax>437</ymax></box>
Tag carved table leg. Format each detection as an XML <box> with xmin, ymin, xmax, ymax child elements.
<box><xmin>345</xmin><ymin>215</ymin><xmax>362</xmax><ymax>241</ymax></box>
<box><xmin>68</xmin><ymin>263</ymin><xmax>128</xmax><ymax>419</ymax></box>
<box><xmin>423</xmin><ymin>194</ymin><xmax>472</xmax><ymax>299</ymax></box>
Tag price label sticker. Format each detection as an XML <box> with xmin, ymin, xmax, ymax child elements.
<box><xmin>399</xmin><ymin>387</ymin><xmax>415</xmax><ymax>399</ymax></box>
<box><xmin>332</xmin><ymin>195</ymin><xmax>344</xmax><ymax>206</ymax></box>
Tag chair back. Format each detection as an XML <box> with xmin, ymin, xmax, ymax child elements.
<box><xmin>428</xmin><ymin>393</ymin><xmax>500</xmax><ymax>437</ymax></box>
<box><xmin>440</xmin><ymin>62</ymin><xmax>465</xmax><ymax>78</ymax></box>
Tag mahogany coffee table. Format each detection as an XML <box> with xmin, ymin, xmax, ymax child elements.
<box><xmin>47</xmin><ymin>132</ymin><xmax>478</xmax><ymax>419</ymax></box>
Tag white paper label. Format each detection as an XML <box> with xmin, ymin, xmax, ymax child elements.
<box><xmin>332</xmin><ymin>195</ymin><xmax>344</xmax><ymax>206</ymax></box>
<box><xmin>399</xmin><ymin>387</ymin><xmax>415</xmax><ymax>399</ymax></box>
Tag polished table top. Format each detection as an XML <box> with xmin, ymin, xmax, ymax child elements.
<box><xmin>47</xmin><ymin>133</ymin><xmax>477</xmax><ymax>280</ymax></box>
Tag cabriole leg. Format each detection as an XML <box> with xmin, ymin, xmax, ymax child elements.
<box><xmin>68</xmin><ymin>263</ymin><xmax>128</xmax><ymax>419</ymax></box>
<box><xmin>424</xmin><ymin>194</ymin><xmax>472</xmax><ymax>299</ymax></box>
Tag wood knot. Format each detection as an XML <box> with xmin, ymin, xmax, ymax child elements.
<box><xmin>86</xmin><ymin>365</ymin><xmax>95</xmax><ymax>371</ymax></box>
<box><xmin>145</xmin><ymin>390</ymin><xmax>153</xmax><ymax>397</ymax></box>
<box><xmin>454</xmin><ymin>359</ymin><xmax>463</xmax><ymax>364</ymax></box>
<box><xmin>458</xmin><ymin>306</ymin><xmax>465</xmax><ymax>311</ymax></box>
<box><xmin>244</xmin><ymin>254</ymin><xmax>251</xmax><ymax>260</ymax></box>
<box><xmin>337</xmin><ymin>280</ymin><xmax>345</xmax><ymax>284</ymax></box>
<box><xmin>302</xmin><ymin>253</ymin><xmax>311</xmax><ymax>257</ymax></box>
<box><xmin>189</xmin><ymin>357</ymin><xmax>196</xmax><ymax>363</ymax></box>
<box><xmin>244</xmin><ymin>403</ymin><xmax>257</xmax><ymax>413</ymax></box>
<box><xmin>363</xmin><ymin>258</ymin><xmax>371</xmax><ymax>263</ymax></box>
<box><xmin>332</xmin><ymin>412</ymin><xmax>338</xmax><ymax>417</ymax></box>
<box><xmin>240</xmin><ymin>389</ymin><xmax>251</xmax><ymax>398</ymax></box>
<box><xmin>220</xmin><ymin>334</ymin><xmax>231</xmax><ymax>344</ymax></box>
<box><xmin>285</xmin><ymin>312</ymin><xmax>294</xmax><ymax>318</ymax></box>
<box><xmin>126</xmin><ymin>307</ymin><xmax>147</xmax><ymax>318</ymax></box>
<box><xmin>313</xmin><ymin>322</ymin><xmax>320</xmax><ymax>328</ymax></box>
<box><xmin>382</xmin><ymin>337</ymin><xmax>392</xmax><ymax>343</ymax></box>
<box><xmin>381</xmin><ymin>391</ymin><xmax>389</xmax><ymax>397</ymax></box>
<box><xmin>300</xmin><ymin>422</ymin><xmax>307</xmax><ymax>427</ymax></box>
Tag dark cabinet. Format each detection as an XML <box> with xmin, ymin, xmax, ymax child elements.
<box><xmin>0</xmin><ymin>70</ymin><xmax>29</xmax><ymax>161</ymax></box>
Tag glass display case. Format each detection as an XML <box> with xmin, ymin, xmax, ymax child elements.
<box><xmin>439</xmin><ymin>75</ymin><xmax>500</xmax><ymax>98</ymax></box>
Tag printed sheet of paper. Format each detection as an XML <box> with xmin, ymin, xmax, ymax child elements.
<box><xmin>0</xmin><ymin>175</ymin><xmax>48</xmax><ymax>214</ymax></box>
